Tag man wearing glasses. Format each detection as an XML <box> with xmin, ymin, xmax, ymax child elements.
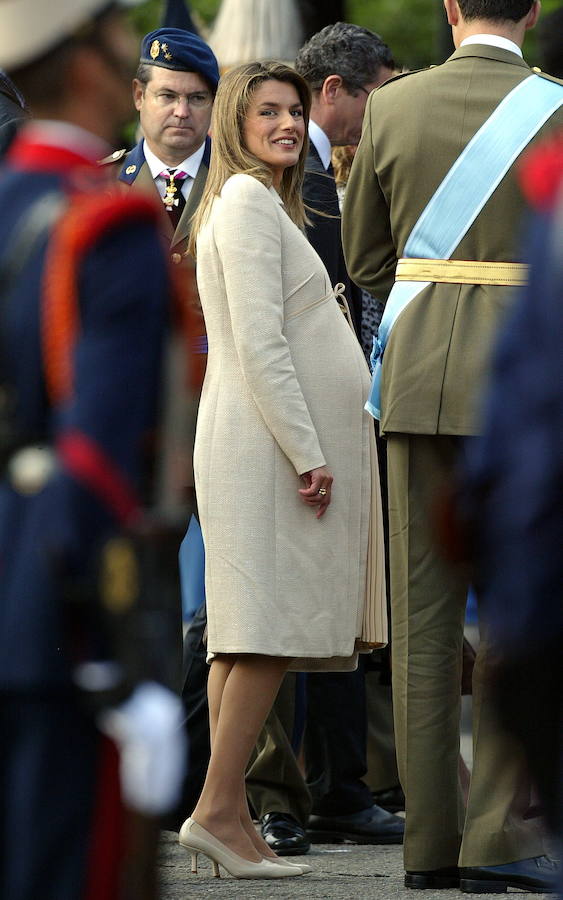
<box><xmin>111</xmin><ymin>27</ymin><xmax>219</xmax><ymax>266</ymax></box>
<box><xmin>109</xmin><ymin>28</ymin><xmax>219</xmax><ymax>570</ymax></box>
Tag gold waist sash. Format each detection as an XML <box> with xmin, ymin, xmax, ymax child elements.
<box><xmin>395</xmin><ymin>258</ymin><xmax>529</xmax><ymax>286</ymax></box>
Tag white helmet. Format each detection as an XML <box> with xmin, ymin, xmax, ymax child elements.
<box><xmin>0</xmin><ymin>0</ymin><xmax>142</xmax><ymax>71</ymax></box>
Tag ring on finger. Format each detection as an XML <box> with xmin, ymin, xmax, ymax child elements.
<box><xmin>318</xmin><ymin>488</ymin><xmax>327</xmax><ymax>496</ymax></box>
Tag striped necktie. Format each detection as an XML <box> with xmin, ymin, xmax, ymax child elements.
<box><xmin>161</xmin><ymin>168</ymin><xmax>187</xmax><ymax>229</ymax></box>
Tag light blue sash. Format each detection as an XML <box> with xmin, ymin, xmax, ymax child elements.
<box><xmin>366</xmin><ymin>73</ymin><xmax>563</xmax><ymax>420</ymax></box>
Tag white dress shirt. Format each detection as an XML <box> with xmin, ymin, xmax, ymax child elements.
<box><xmin>308</xmin><ymin>119</ymin><xmax>332</xmax><ymax>171</ymax></box>
<box><xmin>460</xmin><ymin>34</ymin><xmax>523</xmax><ymax>58</ymax></box>
<box><xmin>143</xmin><ymin>139</ymin><xmax>207</xmax><ymax>202</ymax></box>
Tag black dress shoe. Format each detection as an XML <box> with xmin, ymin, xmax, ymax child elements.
<box><xmin>260</xmin><ymin>812</ymin><xmax>311</xmax><ymax>856</ymax></box>
<box><xmin>308</xmin><ymin>803</ymin><xmax>404</xmax><ymax>844</ymax></box>
<box><xmin>372</xmin><ymin>784</ymin><xmax>405</xmax><ymax>814</ymax></box>
<box><xmin>405</xmin><ymin>867</ymin><xmax>460</xmax><ymax>889</ymax></box>
<box><xmin>460</xmin><ymin>855</ymin><xmax>559</xmax><ymax>893</ymax></box>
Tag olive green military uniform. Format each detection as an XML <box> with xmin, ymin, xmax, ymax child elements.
<box><xmin>342</xmin><ymin>43</ymin><xmax>563</xmax><ymax>870</ymax></box>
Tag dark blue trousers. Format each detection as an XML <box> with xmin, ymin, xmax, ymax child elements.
<box><xmin>0</xmin><ymin>692</ymin><xmax>99</xmax><ymax>900</ymax></box>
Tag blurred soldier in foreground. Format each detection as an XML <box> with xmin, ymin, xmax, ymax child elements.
<box><xmin>0</xmin><ymin>2</ymin><xmax>189</xmax><ymax>898</ymax></box>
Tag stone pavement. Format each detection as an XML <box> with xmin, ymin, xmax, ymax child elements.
<box><xmin>158</xmin><ymin>832</ymin><xmax>553</xmax><ymax>899</ymax></box>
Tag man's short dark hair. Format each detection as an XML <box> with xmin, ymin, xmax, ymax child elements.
<box><xmin>295</xmin><ymin>22</ymin><xmax>395</xmax><ymax>93</ymax></box>
<box><xmin>457</xmin><ymin>0</ymin><xmax>534</xmax><ymax>22</ymax></box>
<box><xmin>135</xmin><ymin>61</ymin><xmax>216</xmax><ymax>97</ymax></box>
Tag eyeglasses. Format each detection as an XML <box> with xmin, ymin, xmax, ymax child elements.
<box><xmin>145</xmin><ymin>87</ymin><xmax>213</xmax><ymax>109</ymax></box>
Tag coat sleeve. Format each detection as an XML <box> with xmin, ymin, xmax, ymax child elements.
<box><xmin>211</xmin><ymin>175</ymin><xmax>326</xmax><ymax>476</ymax></box>
<box><xmin>342</xmin><ymin>96</ymin><xmax>397</xmax><ymax>301</ymax></box>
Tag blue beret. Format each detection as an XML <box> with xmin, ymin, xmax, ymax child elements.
<box><xmin>140</xmin><ymin>28</ymin><xmax>220</xmax><ymax>90</ymax></box>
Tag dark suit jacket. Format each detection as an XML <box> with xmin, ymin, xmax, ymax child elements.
<box><xmin>117</xmin><ymin>135</ymin><xmax>211</xmax><ymax>260</ymax></box>
<box><xmin>303</xmin><ymin>143</ymin><xmax>362</xmax><ymax>334</ymax></box>
<box><xmin>113</xmin><ymin>137</ymin><xmax>210</xmax><ymax>523</ymax></box>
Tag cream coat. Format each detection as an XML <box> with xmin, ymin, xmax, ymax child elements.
<box><xmin>194</xmin><ymin>174</ymin><xmax>386</xmax><ymax>670</ymax></box>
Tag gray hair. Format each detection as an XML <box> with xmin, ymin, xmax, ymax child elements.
<box><xmin>295</xmin><ymin>22</ymin><xmax>395</xmax><ymax>93</ymax></box>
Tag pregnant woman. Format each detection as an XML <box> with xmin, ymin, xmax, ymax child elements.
<box><xmin>179</xmin><ymin>60</ymin><xmax>387</xmax><ymax>880</ymax></box>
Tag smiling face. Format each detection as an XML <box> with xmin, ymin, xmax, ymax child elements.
<box><xmin>243</xmin><ymin>79</ymin><xmax>306</xmax><ymax>188</ymax></box>
<box><xmin>133</xmin><ymin>66</ymin><xmax>213</xmax><ymax>167</ymax></box>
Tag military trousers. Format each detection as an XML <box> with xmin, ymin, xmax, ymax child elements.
<box><xmin>386</xmin><ymin>433</ymin><xmax>546</xmax><ymax>870</ymax></box>
<box><xmin>365</xmin><ymin>670</ymin><xmax>399</xmax><ymax>793</ymax></box>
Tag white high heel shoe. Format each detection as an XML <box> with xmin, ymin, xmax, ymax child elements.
<box><xmin>265</xmin><ymin>855</ymin><xmax>313</xmax><ymax>874</ymax></box>
<box><xmin>178</xmin><ymin>818</ymin><xmax>303</xmax><ymax>879</ymax></box>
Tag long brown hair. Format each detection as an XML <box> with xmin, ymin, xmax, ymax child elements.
<box><xmin>188</xmin><ymin>60</ymin><xmax>311</xmax><ymax>255</ymax></box>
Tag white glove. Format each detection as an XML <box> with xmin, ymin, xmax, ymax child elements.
<box><xmin>98</xmin><ymin>681</ymin><xmax>187</xmax><ymax>816</ymax></box>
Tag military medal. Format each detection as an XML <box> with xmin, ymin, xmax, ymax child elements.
<box><xmin>162</xmin><ymin>170</ymin><xmax>187</xmax><ymax>222</ymax></box>
<box><xmin>163</xmin><ymin>170</ymin><xmax>180</xmax><ymax>212</ymax></box>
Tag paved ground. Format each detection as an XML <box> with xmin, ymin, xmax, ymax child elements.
<box><xmin>158</xmin><ymin>832</ymin><xmax>554</xmax><ymax>899</ymax></box>
<box><xmin>159</xmin><ymin>626</ymin><xmax>556</xmax><ymax>898</ymax></box>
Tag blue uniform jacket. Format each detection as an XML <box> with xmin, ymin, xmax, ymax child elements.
<box><xmin>0</xmin><ymin>127</ymin><xmax>169</xmax><ymax>690</ymax></box>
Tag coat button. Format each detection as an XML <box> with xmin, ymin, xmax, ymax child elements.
<box><xmin>171</xmin><ymin>253</ymin><xmax>182</xmax><ymax>265</ymax></box>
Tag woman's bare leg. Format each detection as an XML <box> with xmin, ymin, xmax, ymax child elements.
<box><xmin>207</xmin><ymin>657</ymin><xmax>235</xmax><ymax>748</ymax></box>
<box><xmin>192</xmin><ymin>654</ymin><xmax>288</xmax><ymax>860</ymax></box>
<box><xmin>207</xmin><ymin>658</ymin><xmax>274</xmax><ymax>854</ymax></box>
<box><xmin>238</xmin><ymin>777</ymin><xmax>281</xmax><ymax>858</ymax></box>
<box><xmin>207</xmin><ymin>660</ymin><xmax>276</xmax><ymax>855</ymax></box>
<box><xmin>206</xmin><ymin>658</ymin><xmax>277</xmax><ymax>857</ymax></box>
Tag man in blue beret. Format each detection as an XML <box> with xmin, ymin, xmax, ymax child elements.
<box><xmin>107</xmin><ymin>27</ymin><xmax>219</xmax><ymax>271</ymax></box>
<box><xmin>103</xmin><ymin>28</ymin><xmax>219</xmax><ymax>598</ymax></box>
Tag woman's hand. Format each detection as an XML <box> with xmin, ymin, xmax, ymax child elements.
<box><xmin>298</xmin><ymin>466</ymin><xmax>333</xmax><ymax>518</ymax></box>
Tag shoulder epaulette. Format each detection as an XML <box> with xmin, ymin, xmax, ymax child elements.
<box><xmin>373</xmin><ymin>67</ymin><xmax>431</xmax><ymax>93</ymax></box>
<box><xmin>530</xmin><ymin>67</ymin><xmax>563</xmax><ymax>87</ymax></box>
<box><xmin>98</xmin><ymin>148</ymin><xmax>128</xmax><ymax>167</ymax></box>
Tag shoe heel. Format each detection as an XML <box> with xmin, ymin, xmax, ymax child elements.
<box><xmin>460</xmin><ymin>877</ymin><xmax>507</xmax><ymax>893</ymax></box>
<box><xmin>190</xmin><ymin>851</ymin><xmax>198</xmax><ymax>874</ymax></box>
<box><xmin>405</xmin><ymin>873</ymin><xmax>434</xmax><ymax>889</ymax></box>
<box><xmin>179</xmin><ymin>817</ymin><xmax>302</xmax><ymax>879</ymax></box>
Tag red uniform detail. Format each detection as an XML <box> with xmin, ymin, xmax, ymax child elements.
<box><xmin>42</xmin><ymin>192</ymin><xmax>162</xmax><ymax>405</ymax></box>
<box><xmin>83</xmin><ymin>738</ymin><xmax>125</xmax><ymax>900</ymax></box>
<box><xmin>57</xmin><ymin>431</ymin><xmax>141</xmax><ymax>525</ymax></box>
<box><xmin>6</xmin><ymin>139</ymin><xmax>98</xmax><ymax>173</ymax></box>
<box><xmin>519</xmin><ymin>131</ymin><xmax>563</xmax><ymax>211</ymax></box>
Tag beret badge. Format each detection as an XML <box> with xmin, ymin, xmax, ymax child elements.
<box><xmin>140</xmin><ymin>28</ymin><xmax>219</xmax><ymax>88</ymax></box>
